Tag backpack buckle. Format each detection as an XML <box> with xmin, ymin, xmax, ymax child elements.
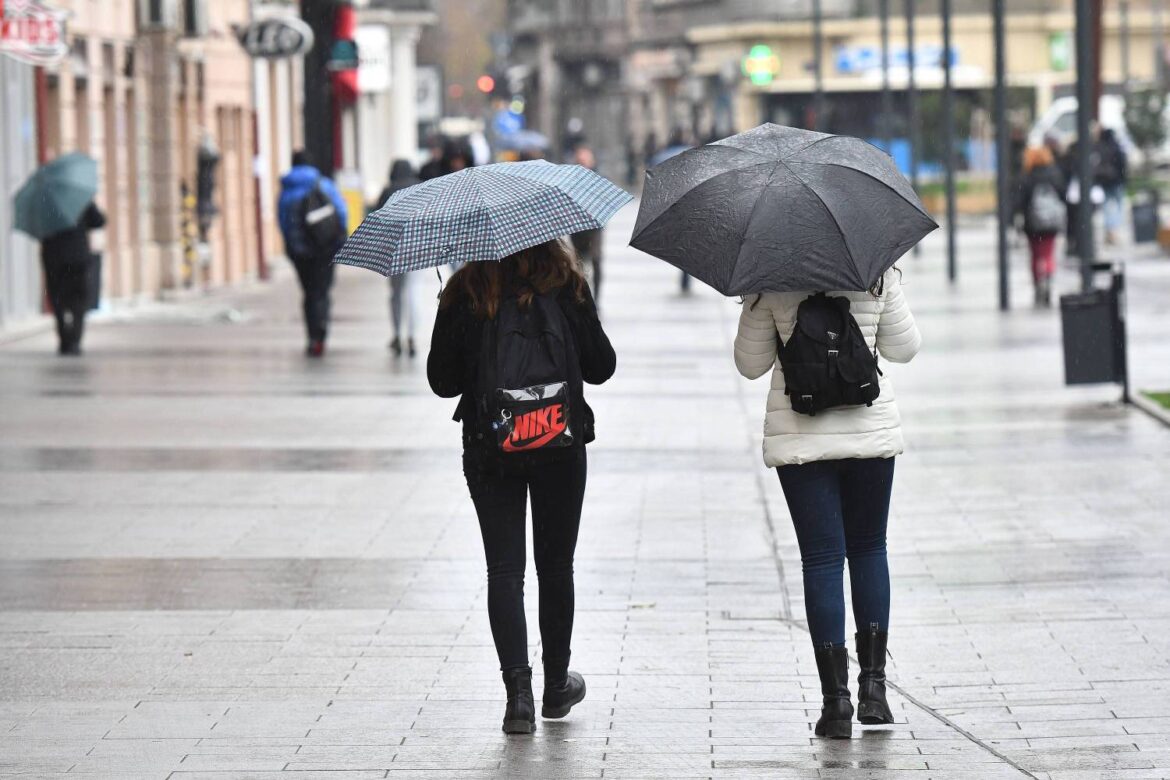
<box><xmin>827</xmin><ymin>349</ymin><xmax>839</xmax><ymax>358</ymax></box>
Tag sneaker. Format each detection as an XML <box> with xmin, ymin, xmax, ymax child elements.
<box><xmin>307</xmin><ymin>340</ymin><xmax>325</xmax><ymax>358</ymax></box>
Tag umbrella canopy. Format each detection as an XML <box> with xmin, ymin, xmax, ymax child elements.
<box><xmin>630</xmin><ymin>124</ymin><xmax>938</xmax><ymax>295</ymax></box>
<box><xmin>14</xmin><ymin>153</ymin><xmax>99</xmax><ymax>240</ymax></box>
<box><xmin>647</xmin><ymin>144</ymin><xmax>693</xmax><ymax>168</ymax></box>
<box><xmin>336</xmin><ymin>160</ymin><xmax>632</xmax><ymax>277</ymax></box>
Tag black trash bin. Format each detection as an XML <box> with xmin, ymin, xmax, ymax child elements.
<box><xmin>1132</xmin><ymin>188</ymin><xmax>1159</xmax><ymax>244</ymax></box>
<box><xmin>1060</xmin><ymin>263</ymin><xmax>1129</xmax><ymax>400</ymax></box>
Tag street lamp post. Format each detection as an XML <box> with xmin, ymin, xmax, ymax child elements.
<box><xmin>1075</xmin><ymin>0</ymin><xmax>1098</xmax><ymax>290</ymax></box>
<box><xmin>812</xmin><ymin>0</ymin><xmax>824</xmax><ymax>131</ymax></box>
<box><xmin>942</xmin><ymin>0</ymin><xmax>957</xmax><ymax>282</ymax></box>
<box><xmin>994</xmin><ymin>0</ymin><xmax>1009</xmax><ymax>311</ymax></box>
<box><xmin>1121</xmin><ymin>0</ymin><xmax>1131</xmax><ymax>93</ymax></box>
<box><xmin>906</xmin><ymin>0</ymin><xmax>920</xmax><ymax>256</ymax></box>
<box><xmin>879</xmin><ymin>0</ymin><xmax>892</xmax><ymax>151</ymax></box>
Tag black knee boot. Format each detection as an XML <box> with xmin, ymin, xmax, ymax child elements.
<box><xmin>813</xmin><ymin>645</ymin><xmax>853</xmax><ymax>739</ymax></box>
<box><xmin>541</xmin><ymin>659</ymin><xmax>586</xmax><ymax>719</ymax></box>
<box><xmin>501</xmin><ymin>667</ymin><xmax>535</xmax><ymax>734</ymax></box>
<box><xmin>855</xmin><ymin>626</ymin><xmax>894</xmax><ymax>725</ymax></box>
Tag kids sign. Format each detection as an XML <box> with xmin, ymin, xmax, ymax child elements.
<box><xmin>0</xmin><ymin>0</ymin><xmax>68</xmax><ymax>66</ymax></box>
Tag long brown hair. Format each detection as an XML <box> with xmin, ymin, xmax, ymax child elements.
<box><xmin>439</xmin><ymin>236</ymin><xmax>588</xmax><ymax>319</ymax></box>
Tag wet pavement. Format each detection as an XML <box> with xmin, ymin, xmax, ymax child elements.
<box><xmin>2</xmin><ymin>207</ymin><xmax>1170</xmax><ymax>779</ymax></box>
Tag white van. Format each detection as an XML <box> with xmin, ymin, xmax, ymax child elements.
<box><xmin>1027</xmin><ymin>95</ymin><xmax>1160</xmax><ymax>168</ymax></box>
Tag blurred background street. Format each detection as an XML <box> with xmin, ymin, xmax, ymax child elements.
<box><xmin>2</xmin><ymin>205</ymin><xmax>1170</xmax><ymax>777</ymax></box>
<box><xmin>5</xmin><ymin>0</ymin><xmax>1170</xmax><ymax>777</ymax></box>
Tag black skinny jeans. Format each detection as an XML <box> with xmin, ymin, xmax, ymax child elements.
<box><xmin>776</xmin><ymin>457</ymin><xmax>895</xmax><ymax>648</ymax></box>
<box><xmin>463</xmin><ymin>450</ymin><xmax>587</xmax><ymax>673</ymax></box>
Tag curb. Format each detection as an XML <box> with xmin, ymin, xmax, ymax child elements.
<box><xmin>1132</xmin><ymin>392</ymin><xmax>1170</xmax><ymax>428</ymax></box>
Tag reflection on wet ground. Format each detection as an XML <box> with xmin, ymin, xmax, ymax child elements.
<box><xmin>2</xmin><ymin>211</ymin><xmax>1169</xmax><ymax>777</ymax></box>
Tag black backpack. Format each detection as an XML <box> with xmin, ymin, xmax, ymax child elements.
<box><xmin>294</xmin><ymin>177</ymin><xmax>346</xmax><ymax>256</ymax></box>
<box><xmin>475</xmin><ymin>291</ymin><xmax>583</xmax><ymax>456</ymax></box>
<box><xmin>778</xmin><ymin>293</ymin><xmax>881</xmax><ymax>416</ymax></box>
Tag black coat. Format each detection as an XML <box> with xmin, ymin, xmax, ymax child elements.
<box><xmin>374</xmin><ymin>160</ymin><xmax>420</xmax><ymax>210</ymax></box>
<box><xmin>41</xmin><ymin>202</ymin><xmax>105</xmax><ymax>267</ymax></box>
<box><xmin>427</xmin><ymin>283</ymin><xmax>615</xmax><ymax>460</ymax></box>
<box><xmin>1015</xmin><ymin>164</ymin><xmax>1066</xmax><ymax>237</ymax></box>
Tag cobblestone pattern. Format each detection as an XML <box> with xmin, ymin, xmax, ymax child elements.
<box><xmin>2</xmin><ymin>210</ymin><xmax>1169</xmax><ymax>778</ymax></box>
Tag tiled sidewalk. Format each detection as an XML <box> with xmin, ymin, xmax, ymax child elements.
<box><xmin>2</xmin><ymin>207</ymin><xmax>1169</xmax><ymax>778</ymax></box>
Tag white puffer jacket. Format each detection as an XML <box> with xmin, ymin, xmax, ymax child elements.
<box><xmin>734</xmin><ymin>270</ymin><xmax>921</xmax><ymax>467</ymax></box>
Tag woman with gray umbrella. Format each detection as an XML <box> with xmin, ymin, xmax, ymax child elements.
<box><xmin>632</xmin><ymin>124</ymin><xmax>934</xmax><ymax>739</ymax></box>
<box><xmin>336</xmin><ymin>160</ymin><xmax>630</xmax><ymax>735</ymax></box>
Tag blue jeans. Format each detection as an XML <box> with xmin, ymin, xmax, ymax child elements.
<box><xmin>776</xmin><ymin>457</ymin><xmax>895</xmax><ymax>647</ymax></box>
<box><xmin>1103</xmin><ymin>185</ymin><xmax>1125</xmax><ymax>233</ymax></box>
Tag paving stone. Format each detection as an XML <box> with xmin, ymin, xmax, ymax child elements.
<box><xmin>2</xmin><ymin>213</ymin><xmax>1169</xmax><ymax>777</ymax></box>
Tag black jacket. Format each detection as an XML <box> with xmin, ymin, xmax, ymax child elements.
<box><xmin>1015</xmin><ymin>164</ymin><xmax>1066</xmax><ymax>236</ymax></box>
<box><xmin>427</xmin><ymin>283</ymin><xmax>616</xmax><ymax>458</ymax></box>
<box><xmin>41</xmin><ymin>202</ymin><xmax>105</xmax><ymax>267</ymax></box>
<box><xmin>1095</xmin><ymin>133</ymin><xmax>1128</xmax><ymax>189</ymax></box>
<box><xmin>374</xmin><ymin>160</ymin><xmax>420</xmax><ymax>211</ymax></box>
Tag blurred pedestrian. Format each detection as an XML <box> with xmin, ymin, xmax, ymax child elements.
<box><xmin>1096</xmin><ymin>127</ymin><xmax>1128</xmax><ymax>245</ymax></box>
<box><xmin>374</xmin><ymin>160</ymin><xmax>421</xmax><ymax>357</ymax></box>
<box><xmin>442</xmin><ymin>138</ymin><xmax>474</xmax><ymax>175</ymax></box>
<box><xmin>419</xmin><ymin>135</ymin><xmax>445</xmax><ymax>181</ymax></box>
<box><xmin>1016</xmin><ymin>145</ymin><xmax>1066</xmax><ymax>307</ymax></box>
<box><xmin>41</xmin><ymin>201</ymin><xmax>105</xmax><ymax>355</ymax></box>
<box><xmin>570</xmin><ymin>145</ymin><xmax>605</xmax><ymax>308</ymax></box>
<box><xmin>277</xmin><ymin>150</ymin><xmax>349</xmax><ymax>357</ymax></box>
<box><xmin>734</xmin><ymin>269</ymin><xmax>921</xmax><ymax>739</ymax></box>
<box><xmin>427</xmin><ymin>238</ymin><xmax>616</xmax><ymax>734</ymax></box>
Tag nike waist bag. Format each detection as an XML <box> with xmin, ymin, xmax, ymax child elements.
<box><xmin>476</xmin><ymin>291</ymin><xmax>582</xmax><ymax>454</ymax></box>
<box><xmin>778</xmin><ymin>292</ymin><xmax>881</xmax><ymax>416</ymax></box>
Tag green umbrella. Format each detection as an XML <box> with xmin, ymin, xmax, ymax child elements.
<box><xmin>14</xmin><ymin>153</ymin><xmax>99</xmax><ymax>240</ymax></box>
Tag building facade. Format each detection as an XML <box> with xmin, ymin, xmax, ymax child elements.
<box><xmin>0</xmin><ymin>55</ymin><xmax>38</xmax><ymax>327</ymax></box>
<box><xmin>1</xmin><ymin>0</ymin><xmax>303</xmax><ymax>331</ymax></box>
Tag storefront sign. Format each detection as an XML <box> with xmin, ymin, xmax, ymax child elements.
<box><xmin>236</xmin><ymin>16</ymin><xmax>314</xmax><ymax>60</ymax></box>
<box><xmin>836</xmin><ymin>44</ymin><xmax>957</xmax><ymax>75</ymax></box>
<box><xmin>1049</xmin><ymin>32</ymin><xmax>1072</xmax><ymax>71</ymax></box>
<box><xmin>742</xmin><ymin>44</ymin><xmax>779</xmax><ymax>86</ymax></box>
<box><xmin>356</xmin><ymin>25</ymin><xmax>390</xmax><ymax>93</ymax></box>
<box><xmin>0</xmin><ymin>0</ymin><xmax>68</xmax><ymax>66</ymax></box>
<box><xmin>416</xmin><ymin>65</ymin><xmax>442</xmax><ymax>123</ymax></box>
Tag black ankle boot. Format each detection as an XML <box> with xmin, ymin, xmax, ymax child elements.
<box><xmin>855</xmin><ymin>625</ymin><xmax>894</xmax><ymax>725</ymax></box>
<box><xmin>501</xmin><ymin>667</ymin><xmax>535</xmax><ymax>734</ymax></box>
<box><xmin>542</xmin><ymin>662</ymin><xmax>586</xmax><ymax>719</ymax></box>
<box><xmin>812</xmin><ymin>644</ymin><xmax>853</xmax><ymax>739</ymax></box>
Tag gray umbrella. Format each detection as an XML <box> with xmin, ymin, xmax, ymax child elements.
<box><xmin>335</xmin><ymin>160</ymin><xmax>631</xmax><ymax>277</ymax></box>
<box><xmin>630</xmin><ymin>124</ymin><xmax>938</xmax><ymax>295</ymax></box>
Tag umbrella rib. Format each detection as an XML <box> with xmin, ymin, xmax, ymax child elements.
<box><xmin>633</xmin><ymin>160</ymin><xmax>777</xmax><ymax>243</ymax></box>
<box><xmin>776</xmin><ymin>160</ymin><xmax>866</xmax><ymax>290</ymax></box>
<box><xmin>787</xmin><ymin>161</ymin><xmax>933</xmax><ymax>219</ymax></box>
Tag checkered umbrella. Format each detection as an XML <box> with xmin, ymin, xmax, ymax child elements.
<box><xmin>335</xmin><ymin>160</ymin><xmax>633</xmax><ymax>277</ymax></box>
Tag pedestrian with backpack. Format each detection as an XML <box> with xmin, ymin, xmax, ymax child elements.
<box><xmin>735</xmin><ymin>270</ymin><xmax>921</xmax><ymax>739</ymax></box>
<box><xmin>277</xmin><ymin>150</ymin><xmax>349</xmax><ymax>357</ymax></box>
<box><xmin>427</xmin><ymin>238</ymin><xmax>616</xmax><ymax>734</ymax></box>
<box><xmin>1015</xmin><ymin>145</ymin><xmax>1066</xmax><ymax>307</ymax></box>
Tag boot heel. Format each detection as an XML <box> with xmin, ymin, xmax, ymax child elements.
<box><xmin>503</xmin><ymin>718</ymin><xmax>535</xmax><ymax>735</ymax></box>
<box><xmin>815</xmin><ymin>717</ymin><xmax>852</xmax><ymax>739</ymax></box>
<box><xmin>857</xmin><ymin>699</ymin><xmax>894</xmax><ymax>725</ymax></box>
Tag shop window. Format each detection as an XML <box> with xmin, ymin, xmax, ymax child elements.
<box><xmin>137</xmin><ymin>0</ymin><xmax>177</xmax><ymax>30</ymax></box>
<box><xmin>183</xmin><ymin>0</ymin><xmax>209</xmax><ymax>38</ymax></box>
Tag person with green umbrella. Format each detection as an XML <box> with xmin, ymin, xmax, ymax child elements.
<box><xmin>14</xmin><ymin>153</ymin><xmax>106</xmax><ymax>355</ymax></box>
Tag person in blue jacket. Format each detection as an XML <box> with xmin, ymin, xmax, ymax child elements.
<box><xmin>277</xmin><ymin>150</ymin><xmax>348</xmax><ymax>357</ymax></box>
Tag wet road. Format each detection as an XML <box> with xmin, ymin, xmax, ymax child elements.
<box><xmin>2</xmin><ymin>207</ymin><xmax>1170</xmax><ymax>779</ymax></box>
